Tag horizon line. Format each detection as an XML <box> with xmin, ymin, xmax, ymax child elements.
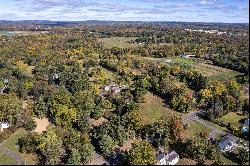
<box><xmin>0</xmin><ymin>19</ymin><xmax>249</xmax><ymax>24</ymax></box>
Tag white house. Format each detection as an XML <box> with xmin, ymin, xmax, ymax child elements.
<box><xmin>157</xmin><ymin>151</ymin><xmax>179</xmax><ymax>165</ymax></box>
<box><xmin>164</xmin><ymin>59</ymin><xmax>173</xmax><ymax>63</ymax></box>
<box><xmin>180</xmin><ymin>54</ymin><xmax>196</xmax><ymax>59</ymax></box>
<box><xmin>103</xmin><ymin>85</ymin><xmax>111</xmax><ymax>91</ymax></box>
<box><xmin>0</xmin><ymin>122</ymin><xmax>10</xmax><ymax>131</ymax></box>
<box><xmin>219</xmin><ymin>136</ymin><xmax>237</xmax><ymax>152</ymax></box>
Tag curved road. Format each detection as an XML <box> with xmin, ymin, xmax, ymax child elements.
<box><xmin>0</xmin><ymin>145</ymin><xmax>25</xmax><ymax>165</ymax></box>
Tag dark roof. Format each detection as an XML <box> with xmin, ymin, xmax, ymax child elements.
<box><xmin>157</xmin><ymin>153</ymin><xmax>165</xmax><ymax>161</ymax></box>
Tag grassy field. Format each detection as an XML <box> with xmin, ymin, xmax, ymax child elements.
<box><xmin>0</xmin><ymin>152</ymin><xmax>17</xmax><ymax>165</ymax></box>
<box><xmin>169</xmin><ymin>57</ymin><xmax>196</xmax><ymax>65</ymax></box>
<box><xmin>98</xmin><ymin>37</ymin><xmax>140</xmax><ymax>48</ymax></box>
<box><xmin>0</xmin><ymin>31</ymin><xmax>49</xmax><ymax>36</ymax></box>
<box><xmin>217</xmin><ymin>112</ymin><xmax>247</xmax><ymax>128</ymax></box>
<box><xmin>139</xmin><ymin>92</ymin><xmax>182</xmax><ymax>124</ymax></box>
<box><xmin>167</xmin><ymin>57</ymin><xmax>242</xmax><ymax>81</ymax></box>
<box><xmin>1</xmin><ymin>128</ymin><xmax>38</xmax><ymax>165</ymax></box>
<box><xmin>186</xmin><ymin>121</ymin><xmax>212</xmax><ymax>138</ymax></box>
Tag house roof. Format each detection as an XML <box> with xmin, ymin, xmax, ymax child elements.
<box><xmin>157</xmin><ymin>151</ymin><xmax>179</xmax><ymax>162</ymax></box>
<box><xmin>167</xmin><ymin>151</ymin><xmax>179</xmax><ymax>162</ymax></box>
<box><xmin>157</xmin><ymin>153</ymin><xmax>165</xmax><ymax>161</ymax></box>
<box><xmin>220</xmin><ymin>136</ymin><xmax>236</xmax><ymax>146</ymax></box>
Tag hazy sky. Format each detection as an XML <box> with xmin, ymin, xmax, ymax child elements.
<box><xmin>0</xmin><ymin>0</ymin><xmax>249</xmax><ymax>23</ymax></box>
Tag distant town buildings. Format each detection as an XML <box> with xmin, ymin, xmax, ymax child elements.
<box><xmin>185</xmin><ymin>29</ymin><xmax>227</xmax><ymax>35</ymax></box>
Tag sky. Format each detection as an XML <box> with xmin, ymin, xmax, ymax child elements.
<box><xmin>0</xmin><ymin>0</ymin><xmax>249</xmax><ymax>23</ymax></box>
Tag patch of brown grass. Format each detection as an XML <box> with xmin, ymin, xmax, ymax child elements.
<box><xmin>32</xmin><ymin>118</ymin><xmax>49</xmax><ymax>134</ymax></box>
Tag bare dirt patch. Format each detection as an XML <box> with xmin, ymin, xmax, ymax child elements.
<box><xmin>90</xmin><ymin>117</ymin><xmax>108</xmax><ymax>127</ymax></box>
<box><xmin>32</xmin><ymin>118</ymin><xmax>49</xmax><ymax>134</ymax></box>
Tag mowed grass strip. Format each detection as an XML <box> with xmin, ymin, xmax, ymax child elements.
<box><xmin>0</xmin><ymin>152</ymin><xmax>17</xmax><ymax>165</ymax></box>
<box><xmin>139</xmin><ymin>92</ymin><xmax>182</xmax><ymax>124</ymax></box>
<box><xmin>1</xmin><ymin>128</ymin><xmax>38</xmax><ymax>165</ymax></box>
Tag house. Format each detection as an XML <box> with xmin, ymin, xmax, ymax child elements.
<box><xmin>0</xmin><ymin>85</ymin><xmax>7</xmax><ymax>94</ymax></box>
<box><xmin>164</xmin><ymin>59</ymin><xmax>173</xmax><ymax>63</ymax></box>
<box><xmin>219</xmin><ymin>136</ymin><xmax>237</xmax><ymax>152</ymax></box>
<box><xmin>98</xmin><ymin>92</ymin><xmax>105</xmax><ymax>97</ymax></box>
<box><xmin>103</xmin><ymin>85</ymin><xmax>111</xmax><ymax>91</ymax></box>
<box><xmin>111</xmin><ymin>87</ymin><xmax>121</xmax><ymax>93</ymax></box>
<box><xmin>0</xmin><ymin>122</ymin><xmax>10</xmax><ymax>131</ymax></box>
<box><xmin>3</xmin><ymin>79</ymin><xmax>9</xmax><ymax>84</ymax></box>
<box><xmin>157</xmin><ymin>151</ymin><xmax>179</xmax><ymax>165</ymax></box>
<box><xmin>180</xmin><ymin>54</ymin><xmax>196</xmax><ymax>59</ymax></box>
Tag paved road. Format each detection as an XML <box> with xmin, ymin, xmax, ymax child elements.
<box><xmin>0</xmin><ymin>145</ymin><xmax>25</xmax><ymax>165</ymax></box>
<box><xmin>182</xmin><ymin>111</ymin><xmax>199</xmax><ymax>124</ymax></box>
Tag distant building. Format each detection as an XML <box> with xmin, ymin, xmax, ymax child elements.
<box><xmin>219</xmin><ymin>136</ymin><xmax>237</xmax><ymax>152</ymax></box>
<box><xmin>3</xmin><ymin>79</ymin><xmax>9</xmax><ymax>84</ymax></box>
<box><xmin>111</xmin><ymin>87</ymin><xmax>121</xmax><ymax>93</ymax></box>
<box><xmin>180</xmin><ymin>54</ymin><xmax>196</xmax><ymax>59</ymax></box>
<box><xmin>103</xmin><ymin>85</ymin><xmax>111</xmax><ymax>91</ymax></box>
<box><xmin>164</xmin><ymin>59</ymin><xmax>173</xmax><ymax>63</ymax></box>
<box><xmin>0</xmin><ymin>122</ymin><xmax>10</xmax><ymax>132</ymax></box>
<box><xmin>157</xmin><ymin>151</ymin><xmax>179</xmax><ymax>165</ymax></box>
<box><xmin>0</xmin><ymin>85</ymin><xmax>7</xmax><ymax>94</ymax></box>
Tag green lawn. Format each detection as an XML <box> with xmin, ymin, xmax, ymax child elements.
<box><xmin>209</xmin><ymin>70</ymin><xmax>243</xmax><ymax>82</ymax></box>
<box><xmin>217</xmin><ymin>112</ymin><xmax>247</xmax><ymax>128</ymax></box>
<box><xmin>139</xmin><ymin>92</ymin><xmax>182</xmax><ymax>124</ymax></box>
<box><xmin>1</xmin><ymin>128</ymin><xmax>38</xmax><ymax>165</ymax></box>
<box><xmin>98</xmin><ymin>37</ymin><xmax>139</xmax><ymax>48</ymax></box>
<box><xmin>186</xmin><ymin>121</ymin><xmax>212</xmax><ymax>138</ymax></box>
<box><xmin>0</xmin><ymin>152</ymin><xmax>17</xmax><ymax>165</ymax></box>
<box><xmin>167</xmin><ymin>57</ymin><xmax>242</xmax><ymax>81</ymax></box>
<box><xmin>169</xmin><ymin>57</ymin><xmax>196</xmax><ymax>65</ymax></box>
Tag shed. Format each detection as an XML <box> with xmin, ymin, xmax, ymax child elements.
<box><xmin>0</xmin><ymin>122</ymin><xmax>10</xmax><ymax>131</ymax></box>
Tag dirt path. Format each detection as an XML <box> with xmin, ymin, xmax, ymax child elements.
<box><xmin>0</xmin><ymin>145</ymin><xmax>25</xmax><ymax>165</ymax></box>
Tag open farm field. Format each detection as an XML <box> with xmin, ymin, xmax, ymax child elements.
<box><xmin>98</xmin><ymin>37</ymin><xmax>140</xmax><ymax>48</ymax></box>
